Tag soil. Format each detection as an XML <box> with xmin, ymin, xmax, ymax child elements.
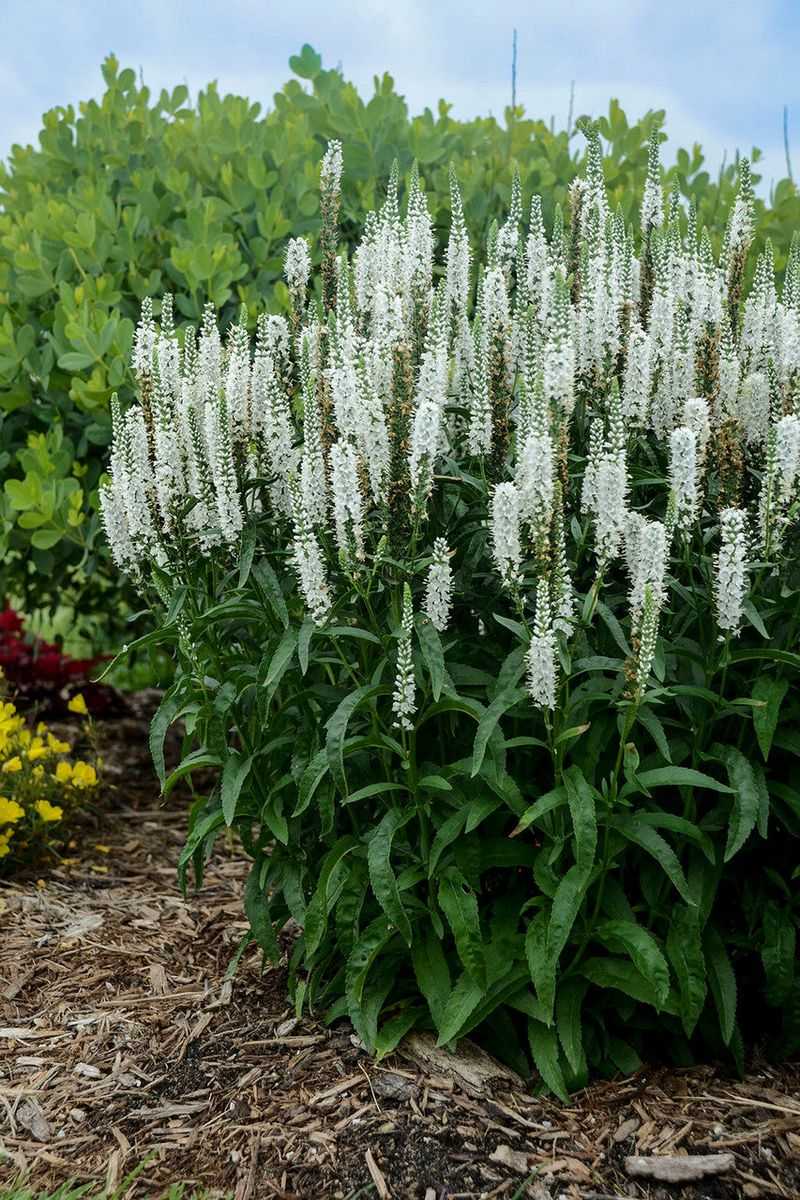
<box><xmin>1</xmin><ymin>705</ymin><xmax>799</xmax><ymax>1199</ymax></box>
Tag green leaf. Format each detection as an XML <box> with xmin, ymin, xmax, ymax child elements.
<box><xmin>221</xmin><ymin>750</ymin><xmax>253</xmax><ymax>825</ymax></box>
<box><xmin>244</xmin><ymin>864</ymin><xmax>280</xmax><ymax>962</ymax></box>
<box><xmin>528</xmin><ymin>1018</ymin><xmax>569</xmax><ymax>1102</ymax></box>
<box><xmin>346</xmin><ymin>915</ymin><xmax>394</xmax><ymax>1008</ymax></box>
<box><xmin>436</xmin><ymin>971</ymin><xmax>485</xmax><ymax>1045</ymax></box>
<box><xmin>264</xmin><ymin>626</ymin><xmax>297</xmax><ymax>687</ymax></box>
<box><xmin>611</xmin><ymin>815</ymin><xmax>694</xmax><ymax>904</ymax></box>
<box><xmin>304</xmin><ymin>836</ymin><xmax>359</xmax><ymax>958</ymax></box>
<box><xmin>252</xmin><ymin>559</ymin><xmax>289</xmax><ymax>628</ymax></box>
<box><xmin>368</xmin><ymin>808</ymin><xmax>414</xmax><ymax>946</ymax></box>
<box><xmin>326</xmin><ymin>684</ymin><xmax>388</xmax><ymax>794</ymax></box>
<box><xmin>666</xmin><ymin>907</ymin><xmax>707</xmax><ymax>1036</ymax></box>
<box><xmin>510</xmin><ymin>786</ymin><xmax>567</xmax><ymax>836</ymax></box>
<box><xmin>703</xmin><ymin>925</ymin><xmax>737</xmax><ymax>1045</ymax></box>
<box><xmin>298</xmin><ymin>615</ymin><xmax>315</xmax><ymax>675</ymax></box>
<box><xmin>752</xmin><ymin>676</ymin><xmax>789</xmax><ymax>761</ymax></box>
<box><xmin>580</xmin><ymin>957</ymin><xmax>675</xmax><ymax>1012</ymax></box>
<box><xmin>415</xmin><ymin>612</ymin><xmax>445</xmax><ymax>701</ymax></box>
<box><xmin>149</xmin><ymin>683</ymin><xmax>187</xmax><ymax>786</ymax></box>
<box><xmin>428</xmin><ymin>807</ymin><xmax>468</xmax><ymax>877</ymax></box>
<box><xmin>555</xmin><ymin>978</ymin><xmax>588</xmax><ymax>1076</ymax></box>
<box><xmin>622</xmin><ymin>765</ymin><xmax>732</xmax><ymax>797</ymax></box>
<box><xmin>375</xmin><ymin>1009</ymin><xmax>420</xmax><ymax>1059</ymax></box>
<box><xmin>344</xmin><ymin>781</ymin><xmax>408</xmax><ymax>805</ymax></box>
<box><xmin>163</xmin><ymin>749</ymin><xmax>223</xmax><ymax>796</ymax></box>
<box><xmin>596</xmin><ymin>920</ymin><xmax>670</xmax><ymax>1007</ymax></box>
<box><xmin>470</xmin><ymin>687</ymin><xmax>527</xmax><ymax>776</ymax></box>
<box><xmin>711</xmin><ymin>744</ymin><xmax>763</xmax><ymax>861</ymax></box>
<box><xmin>761</xmin><ymin>902</ymin><xmax>797</xmax><ymax>1006</ymax></box>
<box><xmin>411</xmin><ymin>927</ymin><xmax>451</xmax><ymax>1030</ymax></box>
<box><xmin>30</xmin><ymin>529</ymin><xmax>61</xmax><ymax>550</ymax></box>
<box><xmin>438</xmin><ymin>871</ymin><xmax>486</xmax><ymax>988</ymax></box>
<box><xmin>564</xmin><ymin>765</ymin><xmax>597</xmax><ymax>875</ymax></box>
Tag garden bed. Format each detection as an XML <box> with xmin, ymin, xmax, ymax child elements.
<box><xmin>1</xmin><ymin>714</ymin><xmax>799</xmax><ymax>1200</ymax></box>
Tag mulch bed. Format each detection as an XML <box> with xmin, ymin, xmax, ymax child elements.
<box><xmin>1</xmin><ymin>710</ymin><xmax>799</xmax><ymax>1199</ymax></box>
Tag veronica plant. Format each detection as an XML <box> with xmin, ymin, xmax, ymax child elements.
<box><xmin>100</xmin><ymin>130</ymin><xmax>800</xmax><ymax>1093</ymax></box>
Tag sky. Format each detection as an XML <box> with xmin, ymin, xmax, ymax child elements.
<box><xmin>1</xmin><ymin>0</ymin><xmax>799</xmax><ymax>193</ymax></box>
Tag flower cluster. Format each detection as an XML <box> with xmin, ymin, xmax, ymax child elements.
<box><xmin>102</xmin><ymin>130</ymin><xmax>800</xmax><ymax>715</ymax></box>
<box><xmin>0</xmin><ymin>693</ymin><xmax>99</xmax><ymax>870</ymax></box>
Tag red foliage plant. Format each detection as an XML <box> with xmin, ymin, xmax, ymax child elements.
<box><xmin>0</xmin><ymin>606</ymin><xmax>118</xmax><ymax>716</ymax></box>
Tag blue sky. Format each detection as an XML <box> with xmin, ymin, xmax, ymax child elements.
<box><xmin>2</xmin><ymin>0</ymin><xmax>799</xmax><ymax>192</ymax></box>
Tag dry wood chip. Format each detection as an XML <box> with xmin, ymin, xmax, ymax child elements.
<box><xmin>309</xmin><ymin>1074</ymin><xmax>365</xmax><ymax>1104</ymax></box>
<box><xmin>16</xmin><ymin>1099</ymin><xmax>51</xmax><ymax>1143</ymax></box>
<box><xmin>73</xmin><ymin>1062</ymin><xmax>103</xmax><ymax>1079</ymax></box>
<box><xmin>625</xmin><ymin>1152</ymin><xmax>735</xmax><ymax>1183</ymax></box>
<box><xmin>149</xmin><ymin>963</ymin><xmax>169</xmax><ymax>994</ymax></box>
<box><xmin>364</xmin><ymin>1147</ymin><xmax>390</xmax><ymax>1199</ymax></box>
<box><xmin>613</xmin><ymin>1116</ymin><xmax>640</xmax><ymax>1142</ymax></box>
<box><xmin>489</xmin><ymin>1144</ymin><xmax>530</xmax><ymax>1174</ymax></box>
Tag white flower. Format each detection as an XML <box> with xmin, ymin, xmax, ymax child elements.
<box><xmin>715</xmin><ymin>508</ymin><xmax>748</xmax><ymax>634</ymax></box>
<box><xmin>289</xmin><ymin>479</ymin><xmax>332</xmax><ymax>626</ymax></box>
<box><xmin>423</xmin><ymin>538</ymin><xmax>453</xmax><ymax>632</ymax></box>
<box><xmin>131</xmin><ymin>297</ymin><xmax>157</xmax><ymax>379</ymax></box>
<box><xmin>622</xmin><ymin>326</ymin><xmax>652</xmax><ymax>426</ymax></box>
<box><xmin>330</xmin><ymin>440</ymin><xmax>365</xmax><ymax>562</ymax></box>
<box><xmin>516</xmin><ymin>430</ymin><xmax>554</xmax><ymax>545</ymax></box>
<box><xmin>593</xmin><ymin>455</ymin><xmax>628</xmax><ymax>566</ymax></box>
<box><xmin>490</xmin><ymin>483</ymin><xmax>522</xmax><ymax>588</ymax></box>
<box><xmin>392</xmin><ymin>583</ymin><xmax>416</xmax><ymax>731</ymax></box>
<box><xmin>624</xmin><ymin>513</ymin><xmax>667</xmax><ymax>617</ymax></box>
<box><xmin>320</xmin><ymin>140</ymin><xmax>343</xmax><ymax>196</ymax></box>
<box><xmin>669</xmin><ymin>426</ymin><xmax>698</xmax><ymax>533</ymax></box>
<box><xmin>525</xmin><ymin>579</ymin><xmax>557</xmax><ymax>710</ymax></box>
<box><xmin>285</xmin><ymin>237</ymin><xmax>312</xmax><ymax>306</ymax></box>
<box><xmin>682</xmin><ymin>398</ymin><xmax>711</xmax><ymax>465</ymax></box>
<box><xmin>776</xmin><ymin>413</ymin><xmax>800</xmax><ymax>502</ymax></box>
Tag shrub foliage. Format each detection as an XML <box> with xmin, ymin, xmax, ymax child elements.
<box><xmin>2</xmin><ymin>48</ymin><xmax>799</xmax><ymax>626</ymax></box>
<box><xmin>99</xmin><ymin>131</ymin><xmax>800</xmax><ymax>1090</ymax></box>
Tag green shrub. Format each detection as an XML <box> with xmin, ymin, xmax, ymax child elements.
<box><xmin>98</xmin><ymin>131</ymin><xmax>800</xmax><ymax>1091</ymax></box>
<box><xmin>2</xmin><ymin>48</ymin><xmax>799</xmax><ymax>635</ymax></box>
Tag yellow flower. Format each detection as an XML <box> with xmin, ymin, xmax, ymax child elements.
<box><xmin>2</xmin><ymin>757</ymin><xmax>22</xmax><ymax>774</ymax></box>
<box><xmin>0</xmin><ymin>796</ymin><xmax>24</xmax><ymax>824</ymax></box>
<box><xmin>27</xmin><ymin>738</ymin><xmax>48</xmax><ymax>762</ymax></box>
<box><xmin>71</xmin><ymin>761</ymin><xmax>97</xmax><ymax>789</ymax></box>
<box><xmin>35</xmin><ymin>799</ymin><xmax>63</xmax><ymax>823</ymax></box>
<box><xmin>18</xmin><ymin>729</ymin><xmax>31</xmax><ymax>748</ymax></box>
<box><xmin>0</xmin><ymin>831</ymin><xmax>11</xmax><ymax>858</ymax></box>
<box><xmin>68</xmin><ymin>694</ymin><xmax>89</xmax><ymax>716</ymax></box>
<box><xmin>54</xmin><ymin>761</ymin><xmax>73</xmax><ymax>784</ymax></box>
<box><xmin>47</xmin><ymin>733</ymin><xmax>71</xmax><ymax>754</ymax></box>
<box><xmin>32</xmin><ymin>765</ymin><xmax>44</xmax><ymax>779</ymax></box>
<box><xmin>36</xmin><ymin>722</ymin><xmax>48</xmax><ymax>736</ymax></box>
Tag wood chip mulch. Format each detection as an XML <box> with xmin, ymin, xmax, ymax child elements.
<box><xmin>1</xmin><ymin>713</ymin><xmax>799</xmax><ymax>1199</ymax></box>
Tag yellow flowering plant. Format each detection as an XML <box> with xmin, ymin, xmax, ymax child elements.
<box><xmin>0</xmin><ymin>692</ymin><xmax>100</xmax><ymax>871</ymax></box>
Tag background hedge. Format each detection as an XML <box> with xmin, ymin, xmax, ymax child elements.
<box><xmin>1</xmin><ymin>45</ymin><xmax>798</xmax><ymax>639</ymax></box>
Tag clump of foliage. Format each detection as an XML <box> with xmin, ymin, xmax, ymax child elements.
<box><xmin>0</xmin><ymin>689</ymin><xmax>99</xmax><ymax>872</ymax></box>
<box><xmin>2</xmin><ymin>48</ymin><xmax>799</xmax><ymax>634</ymax></box>
<box><xmin>100</xmin><ymin>131</ymin><xmax>800</xmax><ymax>1091</ymax></box>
